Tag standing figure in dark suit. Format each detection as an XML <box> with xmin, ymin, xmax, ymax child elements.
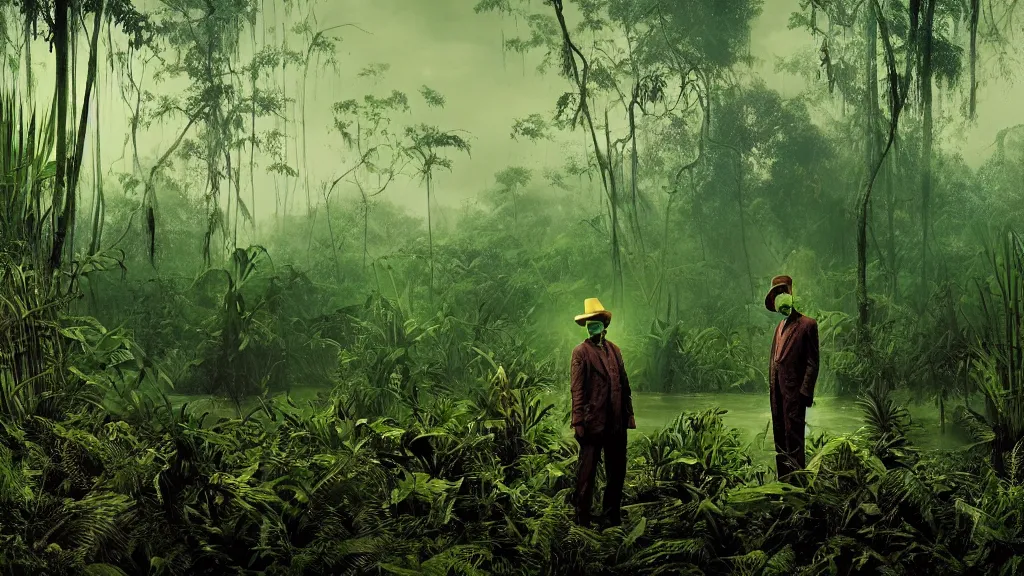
<box><xmin>765</xmin><ymin>275</ymin><xmax>820</xmax><ymax>483</ymax></box>
<box><xmin>570</xmin><ymin>298</ymin><xmax>636</xmax><ymax>527</ymax></box>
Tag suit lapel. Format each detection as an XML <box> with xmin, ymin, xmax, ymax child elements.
<box><xmin>776</xmin><ymin>316</ymin><xmax>802</xmax><ymax>362</ymax></box>
<box><xmin>586</xmin><ymin>341</ymin><xmax>611</xmax><ymax>378</ymax></box>
<box><xmin>595</xmin><ymin>344</ymin><xmax>615</xmax><ymax>379</ymax></box>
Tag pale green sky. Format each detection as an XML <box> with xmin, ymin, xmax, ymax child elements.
<box><xmin>15</xmin><ymin>0</ymin><xmax>1023</xmax><ymax>222</ymax></box>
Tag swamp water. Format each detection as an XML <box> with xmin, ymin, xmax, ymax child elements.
<box><xmin>631</xmin><ymin>393</ymin><xmax>970</xmax><ymax>464</ymax></box>
<box><xmin>164</xmin><ymin>389</ymin><xmax>970</xmax><ymax>464</ymax></box>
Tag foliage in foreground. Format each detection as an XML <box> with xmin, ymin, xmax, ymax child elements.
<box><xmin>1</xmin><ymin>305</ymin><xmax>1023</xmax><ymax>576</ymax></box>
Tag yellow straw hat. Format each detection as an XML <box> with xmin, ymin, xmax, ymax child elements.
<box><xmin>574</xmin><ymin>298</ymin><xmax>612</xmax><ymax>326</ymax></box>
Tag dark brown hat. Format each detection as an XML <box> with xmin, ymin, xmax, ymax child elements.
<box><xmin>764</xmin><ymin>275</ymin><xmax>793</xmax><ymax>312</ymax></box>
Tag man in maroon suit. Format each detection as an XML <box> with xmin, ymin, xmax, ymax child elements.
<box><xmin>765</xmin><ymin>275</ymin><xmax>819</xmax><ymax>483</ymax></box>
<box><xmin>570</xmin><ymin>298</ymin><xmax>636</xmax><ymax>527</ymax></box>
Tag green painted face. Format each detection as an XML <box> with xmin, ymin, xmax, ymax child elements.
<box><xmin>775</xmin><ymin>293</ymin><xmax>794</xmax><ymax>316</ymax></box>
<box><xmin>586</xmin><ymin>320</ymin><xmax>605</xmax><ymax>337</ymax></box>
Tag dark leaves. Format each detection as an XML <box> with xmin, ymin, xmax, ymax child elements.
<box><xmin>105</xmin><ymin>0</ymin><xmax>156</xmax><ymax>51</ymax></box>
<box><xmin>419</xmin><ymin>86</ymin><xmax>446</xmax><ymax>109</ymax></box>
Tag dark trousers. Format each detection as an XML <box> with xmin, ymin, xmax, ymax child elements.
<box><xmin>770</xmin><ymin>378</ymin><xmax>807</xmax><ymax>483</ymax></box>
<box><xmin>573</xmin><ymin>428</ymin><xmax>627</xmax><ymax>526</ymax></box>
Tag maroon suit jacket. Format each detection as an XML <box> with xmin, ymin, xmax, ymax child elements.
<box><xmin>769</xmin><ymin>313</ymin><xmax>820</xmax><ymax>402</ymax></box>
<box><xmin>570</xmin><ymin>339</ymin><xmax>634</xmax><ymax>435</ymax></box>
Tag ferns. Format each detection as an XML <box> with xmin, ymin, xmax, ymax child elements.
<box><xmin>640</xmin><ymin>322</ymin><xmax>760</xmax><ymax>393</ymax></box>
<box><xmin>3</xmin><ymin>249</ymin><xmax>1023</xmax><ymax>575</ymax></box>
<box><xmin>857</xmin><ymin>385</ymin><xmax>918</xmax><ymax>467</ymax></box>
<box><xmin>3</xmin><ymin>347</ymin><xmax>1024</xmax><ymax>575</ymax></box>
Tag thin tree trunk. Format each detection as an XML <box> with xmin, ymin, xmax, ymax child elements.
<box><xmin>24</xmin><ymin>9</ymin><xmax>33</xmax><ymax>104</ymax></box>
<box><xmin>70</xmin><ymin>0</ymin><xmax>105</xmax><ymax>232</ymax></box>
<box><xmin>280</xmin><ymin>14</ymin><xmax>289</xmax><ymax>218</ymax></box>
<box><xmin>89</xmin><ymin>93</ymin><xmax>104</xmax><ymax>255</ymax></box>
<box><xmin>857</xmin><ymin>86</ymin><xmax>907</xmax><ymax>352</ymax></box>
<box><xmin>886</xmin><ymin>154</ymin><xmax>896</xmax><ymax>301</ymax></box>
<box><xmin>939</xmin><ymin>389</ymin><xmax>945</xmax><ymax>434</ymax></box>
<box><xmin>270</xmin><ymin>1</ymin><xmax>280</xmax><ymax>222</ymax></box>
<box><xmin>24</xmin><ymin>9</ymin><xmax>38</xmax><ymax>262</ymax></box>
<box><xmin>857</xmin><ymin>0</ymin><xmax>879</xmax><ymax>344</ymax></box>
<box><xmin>426</xmin><ymin>171</ymin><xmax>434</xmax><ymax>307</ymax></box>
<box><xmin>921</xmin><ymin>0</ymin><xmax>936</xmax><ymax>306</ymax></box>
<box><xmin>865</xmin><ymin>0</ymin><xmax>878</xmax><ymax>177</ymax></box>
<box><xmin>549</xmin><ymin>2</ymin><xmax>624</xmax><ymax>304</ymax></box>
<box><xmin>250</xmin><ymin>16</ymin><xmax>257</xmax><ymax>224</ymax></box>
<box><xmin>627</xmin><ymin>97</ymin><xmax>644</xmax><ymax>253</ymax></box>
<box><xmin>969</xmin><ymin>0</ymin><xmax>980</xmax><ymax>118</ymax></box>
<box><xmin>856</xmin><ymin>203</ymin><xmax>872</xmax><ymax>345</ymax></box>
<box><xmin>302</xmin><ymin>53</ymin><xmax>311</xmax><ymax>216</ymax></box>
<box><xmin>233</xmin><ymin>25</ymin><xmax>245</xmax><ymax>245</ymax></box>
<box><xmin>604</xmin><ymin>109</ymin><xmax>623</xmax><ymax>305</ymax></box>
<box><xmin>324</xmin><ymin>193</ymin><xmax>340</xmax><ymax>280</ymax></box>
<box><xmin>48</xmin><ymin>0</ymin><xmax>70</xmax><ymax>271</ymax></box>
<box><xmin>88</xmin><ymin>10</ymin><xmax>106</xmax><ymax>256</ymax></box>
<box><xmin>691</xmin><ymin>171</ymin><xmax>706</xmax><ymax>261</ymax></box>
<box><xmin>228</xmin><ymin>148</ymin><xmax>238</xmax><ymax>251</ymax></box>
<box><xmin>659</xmin><ymin>189</ymin><xmax>675</xmax><ymax>316</ymax></box>
<box><xmin>202</xmin><ymin>3</ymin><xmax>222</xmax><ymax>265</ymax></box>
<box><xmin>734</xmin><ymin>154</ymin><xmax>754</xmax><ymax>304</ymax></box>
<box><xmin>70</xmin><ymin>10</ymin><xmax>78</xmax><ymax>148</ymax></box>
<box><xmin>287</xmin><ymin>49</ymin><xmax>298</xmax><ymax>215</ymax></box>
<box><xmin>363</xmin><ymin>191</ymin><xmax>370</xmax><ymax>268</ymax></box>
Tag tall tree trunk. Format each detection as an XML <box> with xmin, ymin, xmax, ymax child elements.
<box><xmin>84</xmin><ymin>2</ymin><xmax>107</xmax><ymax>255</ymax></box>
<box><xmin>228</xmin><ymin>148</ymin><xmax>239</xmax><ymax>251</ymax></box>
<box><xmin>48</xmin><ymin>0</ymin><xmax>70</xmax><ymax>271</ymax></box>
<box><xmin>426</xmin><ymin>171</ymin><xmax>434</xmax><ymax>307</ymax></box>
<box><xmin>604</xmin><ymin>110</ymin><xmax>623</xmax><ymax>306</ymax></box>
<box><xmin>549</xmin><ymin>2</ymin><xmax>624</xmax><ymax>304</ymax></box>
<box><xmin>627</xmin><ymin>97</ymin><xmax>644</xmax><ymax>253</ymax></box>
<box><xmin>89</xmin><ymin>89</ymin><xmax>104</xmax><ymax>255</ymax></box>
<box><xmin>69</xmin><ymin>1</ymin><xmax>104</xmax><ymax>217</ymax></box>
<box><xmin>865</xmin><ymin>2</ymin><xmax>878</xmax><ymax>179</ymax></box>
<box><xmin>857</xmin><ymin>1</ymin><xmax>879</xmax><ymax>343</ymax></box>
<box><xmin>250</xmin><ymin>17</ymin><xmax>258</xmax><ymax>224</ymax></box>
<box><xmin>70</xmin><ymin>10</ymin><xmax>78</xmax><ymax>149</ymax></box>
<box><xmin>24</xmin><ymin>9</ymin><xmax>33</xmax><ymax>104</ymax></box>
<box><xmin>920</xmin><ymin>0</ymin><xmax>936</xmax><ymax>306</ymax></box>
<box><xmin>302</xmin><ymin>54</ymin><xmax>311</xmax><ymax>216</ymax></box>
<box><xmin>886</xmin><ymin>154</ymin><xmax>896</xmax><ymax>301</ymax></box>
<box><xmin>24</xmin><ymin>9</ymin><xmax>39</xmax><ymax>261</ymax></box>
<box><xmin>969</xmin><ymin>0</ymin><xmax>980</xmax><ymax>118</ymax></box>
<box><xmin>362</xmin><ymin>187</ymin><xmax>370</xmax><ymax>268</ymax></box>
<box><xmin>233</xmin><ymin>26</ymin><xmax>245</xmax><ymax>247</ymax></box>
<box><xmin>858</xmin><ymin>0</ymin><xmax>913</xmax><ymax>348</ymax></box>
<box><xmin>690</xmin><ymin>172</ymin><xmax>706</xmax><ymax>262</ymax></box>
<box><xmin>734</xmin><ymin>154</ymin><xmax>754</xmax><ymax>304</ymax></box>
<box><xmin>324</xmin><ymin>192</ymin><xmax>340</xmax><ymax>280</ymax></box>
<box><xmin>280</xmin><ymin>13</ymin><xmax>289</xmax><ymax>218</ymax></box>
<box><xmin>659</xmin><ymin>189</ymin><xmax>675</xmax><ymax>317</ymax></box>
<box><xmin>272</xmin><ymin>9</ymin><xmax>281</xmax><ymax>221</ymax></box>
<box><xmin>201</xmin><ymin>0</ymin><xmax>222</xmax><ymax>265</ymax></box>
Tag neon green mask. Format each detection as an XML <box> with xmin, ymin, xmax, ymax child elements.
<box><xmin>586</xmin><ymin>320</ymin><xmax>605</xmax><ymax>338</ymax></box>
<box><xmin>774</xmin><ymin>293</ymin><xmax>794</xmax><ymax>316</ymax></box>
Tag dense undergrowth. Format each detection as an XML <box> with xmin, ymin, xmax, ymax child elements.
<box><xmin>4</xmin><ymin>0</ymin><xmax>1024</xmax><ymax>569</ymax></box>
<box><xmin>2</xmin><ymin>285</ymin><xmax>1024</xmax><ymax>575</ymax></box>
<box><xmin>4</xmin><ymin>114</ymin><xmax>1024</xmax><ymax>574</ymax></box>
